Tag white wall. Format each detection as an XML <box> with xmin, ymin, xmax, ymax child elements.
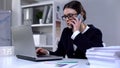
<box><xmin>12</xmin><ymin>0</ymin><xmax>21</xmax><ymax>26</ymax></box>
<box><xmin>80</xmin><ymin>0</ymin><xmax>120</xmax><ymax>46</ymax></box>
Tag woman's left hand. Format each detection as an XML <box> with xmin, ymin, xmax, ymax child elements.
<box><xmin>71</xmin><ymin>17</ymin><xmax>82</xmax><ymax>32</ymax></box>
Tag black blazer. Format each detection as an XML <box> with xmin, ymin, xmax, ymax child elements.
<box><xmin>50</xmin><ymin>25</ymin><xmax>103</xmax><ymax>59</ymax></box>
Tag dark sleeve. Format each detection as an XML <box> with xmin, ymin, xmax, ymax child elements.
<box><xmin>73</xmin><ymin>28</ymin><xmax>103</xmax><ymax>52</ymax></box>
<box><xmin>49</xmin><ymin>28</ymin><xmax>67</xmax><ymax>57</ymax></box>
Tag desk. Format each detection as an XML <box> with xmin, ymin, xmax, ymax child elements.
<box><xmin>0</xmin><ymin>56</ymin><xmax>89</xmax><ymax>68</ymax></box>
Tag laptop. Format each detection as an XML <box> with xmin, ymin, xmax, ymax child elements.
<box><xmin>12</xmin><ymin>25</ymin><xmax>63</xmax><ymax>61</ymax></box>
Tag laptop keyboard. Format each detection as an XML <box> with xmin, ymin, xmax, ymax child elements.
<box><xmin>37</xmin><ymin>55</ymin><xmax>51</xmax><ymax>57</ymax></box>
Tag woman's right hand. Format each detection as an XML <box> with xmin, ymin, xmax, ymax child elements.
<box><xmin>36</xmin><ymin>48</ymin><xmax>48</xmax><ymax>55</ymax></box>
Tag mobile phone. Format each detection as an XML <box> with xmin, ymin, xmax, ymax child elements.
<box><xmin>77</xmin><ymin>14</ymin><xmax>83</xmax><ymax>21</ymax></box>
<box><xmin>70</xmin><ymin>14</ymin><xmax>83</xmax><ymax>29</ymax></box>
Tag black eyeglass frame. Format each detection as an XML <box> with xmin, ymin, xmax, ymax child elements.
<box><xmin>62</xmin><ymin>13</ymin><xmax>77</xmax><ymax>20</ymax></box>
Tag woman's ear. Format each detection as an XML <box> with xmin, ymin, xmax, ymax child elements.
<box><xmin>80</xmin><ymin>11</ymin><xmax>84</xmax><ymax>17</ymax></box>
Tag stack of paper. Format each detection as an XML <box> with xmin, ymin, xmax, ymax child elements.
<box><xmin>86</xmin><ymin>46</ymin><xmax>120</xmax><ymax>68</ymax></box>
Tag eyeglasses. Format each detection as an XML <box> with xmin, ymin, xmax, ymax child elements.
<box><xmin>62</xmin><ymin>13</ymin><xmax>77</xmax><ymax>20</ymax></box>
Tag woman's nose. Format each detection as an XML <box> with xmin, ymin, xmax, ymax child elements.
<box><xmin>66</xmin><ymin>19</ymin><xmax>70</xmax><ymax>24</ymax></box>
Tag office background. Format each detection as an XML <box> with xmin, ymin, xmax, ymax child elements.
<box><xmin>0</xmin><ymin>0</ymin><xmax>120</xmax><ymax>46</ymax></box>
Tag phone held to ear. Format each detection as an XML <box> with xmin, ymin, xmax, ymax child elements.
<box><xmin>77</xmin><ymin>14</ymin><xmax>83</xmax><ymax>21</ymax></box>
<box><xmin>70</xmin><ymin>14</ymin><xmax>83</xmax><ymax>29</ymax></box>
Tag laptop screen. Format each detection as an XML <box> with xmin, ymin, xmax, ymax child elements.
<box><xmin>12</xmin><ymin>25</ymin><xmax>37</xmax><ymax>57</ymax></box>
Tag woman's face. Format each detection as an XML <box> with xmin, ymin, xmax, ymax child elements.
<box><xmin>63</xmin><ymin>8</ymin><xmax>77</xmax><ymax>28</ymax></box>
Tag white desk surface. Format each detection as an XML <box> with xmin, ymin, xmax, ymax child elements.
<box><xmin>0</xmin><ymin>56</ymin><xmax>89</xmax><ymax>68</ymax></box>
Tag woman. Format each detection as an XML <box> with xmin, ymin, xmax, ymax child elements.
<box><xmin>36</xmin><ymin>0</ymin><xmax>103</xmax><ymax>59</ymax></box>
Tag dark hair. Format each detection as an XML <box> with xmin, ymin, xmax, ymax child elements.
<box><xmin>63</xmin><ymin>0</ymin><xmax>86</xmax><ymax>21</ymax></box>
